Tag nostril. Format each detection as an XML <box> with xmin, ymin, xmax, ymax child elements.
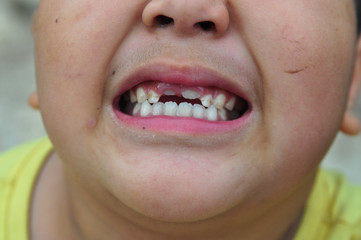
<box><xmin>196</xmin><ymin>21</ymin><xmax>216</xmax><ymax>32</ymax></box>
<box><xmin>154</xmin><ymin>15</ymin><xmax>174</xmax><ymax>27</ymax></box>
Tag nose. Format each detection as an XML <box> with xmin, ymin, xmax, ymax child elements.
<box><xmin>142</xmin><ymin>0</ymin><xmax>230</xmax><ymax>36</ymax></box>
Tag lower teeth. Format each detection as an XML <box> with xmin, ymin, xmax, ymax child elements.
<box><xmin>128</xmin><ymin>100</ymin><xmax>240</xmax><ymax>121</ymax></box>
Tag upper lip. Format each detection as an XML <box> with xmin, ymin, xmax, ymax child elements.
<box><xmin>111</xmin><ymin>61</ymin><xmax>253</xmax><ymax>104</ymax></box>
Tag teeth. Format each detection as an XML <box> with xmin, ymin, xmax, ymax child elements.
<box><xmin>177</xmin><ymin>102</ymin><xmax>193</xmax><ymax>117</ymax></box>
<box><xmin>140</xmin><ymin>101</ymin><xmax>152</xmax><ymax>117</ymax></box>
<box><xmin>129</xmin><ymin>86</ymin><xmax>239</xmax><ymax>121</ymax></box>
<box><xmin>164</xmin><ymin>90</ymin><xmax>176</xmax><ymax>96</ymax></box>
<box><xmin>218</xmin><ymin>108</ymin><xmax>227</xmax><ymax>121</ymax></box>
<box><xmin>206</xmin><ymin>106</ymin><xmax>218</xmax><ymax>121</ymax></box>
<box><xmin>200</xmin><ymin>94</ymin><xmax>212</xmax><ymax>108</ymax></box>
<box><xmin>133</xmin><ymin>103</ymin><xmax>141</xmax><ymax>116</ymax></box>
<box><xmin>152</xmin><ymin>102</ymin><xmax>164</xmax><ymax>115</ymax></box>
<box><xmin>130</xmin><ymin>90</ymin><xmax>137</xmax><ymax>103</ymax></box>
<box><xmin>213</xmin><ymin>93</ymin><xmax>226</xmax><ymax>109</ymax></box>
<box><xmin>193</xmin><ymin>104</ymin><xmax>205</xmax><ymax>119</ymax></box>
<box><xmin>136</xmin><ymin>87</ymin><xmax>147</xmax><ymax>103</ymax></box>
<box><xmin>182</xmin><ymin>90</ymin><xmax>201</xmax><ymax>100</ymax></box>
<box><xmin>148</xmin><ymin>90</ymin><xmax>160</xmax><ymax>104</ymax></box>
<box><xmin>225</xmin><ymin>97</ymin><xmax>236</xmax><ymax>111</ymax></box>
<box><xmin>164</xmin><ymin>102</ymin><xmax>177</xmax><ymax>116</ymax></box>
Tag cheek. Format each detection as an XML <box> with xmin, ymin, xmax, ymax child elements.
<box><xmin>34</xmin><ymin>0</ymin><xmax>144</xmax><ymax>141</ymax></box>
<box><xmin>242</xmin><ymin>1</ymin><xmax>356</xmax><ymax>167</ymax></box>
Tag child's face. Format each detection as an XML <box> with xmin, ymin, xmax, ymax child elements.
<box><xmin>33</xmin><ymin>0</ymin><xmax>358</xmax><ymax>222</ymax></box>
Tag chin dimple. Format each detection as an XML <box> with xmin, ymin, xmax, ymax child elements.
<box><xmin>118</xmin><ymin>81</ymin><xmax>248</xmax><ymax>121</ymax></box>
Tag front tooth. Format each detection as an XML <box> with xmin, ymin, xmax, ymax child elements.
<box><xmin>140</xmin><ymin>101</ymin><xmax>152</xmax><ymax>117</ymax></box>
<box><xmin>177</xmin><ymin>102</ymin><xmax>193</xmax><ymax>117</ymax></box>
<box><xmin>213</xmin><ymin>93</ymin><xmax>226</xmax><ymax>109</ymax></box>
<box><xmin>164</xmin><ymin>90</ymin><xmax>176</xmax><ymax>96</ymax></box>
<box><xmin>164</xmin><ymin>102</ymin><xmax>177</xmax><ymax>116</ymax></box>
<box><xmin>152</xmin><ymin>102</ymin><xmax>164</xmax><ymax>115</ymax></box>
<box><xmin>130</xmin><ymin>90</ymin><xmax>137</xmax><ymax>103</ymax></box>
<box><xmin>136</xmin><ymin>87</ymin><xmax>147</xmax><ymax>103</ymax></box>
<box><xmin>200</xmin><ymin>94</ymin><xmax>212</xmax><ymax>107</ymax></box>
<box><xmin>182</xmin><ymin>90</ymin><xmax>201</xmax><ymax>100</ymax></box>
<box><xmin>148</xmin><ymin>90</ymin><xmax>160</xmax><ymax>104</ymax></box>
<box><xmin>132</xmin><ymin>103</ymin><xmax>141</xmax><ymax>116</ymax></box>
<box><xmin>193</xmin><ymin>104</ymin><xmax>205</xmax><ymax>119</ymax></box>
<box><xmin>225</xmin><ymin>97</ymin><xmax>236</xmax><ymax>111</ymax></box>
<box><xmin>206</xmin><ymin>106</ymin><xmax>218</xmax><ymax>121</ymax></box>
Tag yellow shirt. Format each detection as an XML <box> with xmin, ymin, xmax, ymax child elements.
<box><xmin>294</xmin><ymin>170</ymin><xmax>361</xmax><ymax>240</ymax></box>
<box><xmin>0</xmin><ymin>139</ymin><xmax>361</xmax><ymax>240</ymax></box>
<box><xmin>0</xmin><ymin>139</ymin><xmax>52</xmax><ymax>240</ymax></box>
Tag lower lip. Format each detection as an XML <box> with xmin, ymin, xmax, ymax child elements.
<box><xmin>112</xmin><ymin>108</ymin><xmax>252</xmax><ymax>135</ymax></box>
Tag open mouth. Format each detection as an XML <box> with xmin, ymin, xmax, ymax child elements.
<box><xmin>114</xmin><ymin>81</ymin><xmax>250</xmax><ymax>122</ymax></box>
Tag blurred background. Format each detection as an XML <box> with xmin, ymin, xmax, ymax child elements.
<box><xmin>1</xmin><ymin>0</ymin><xmax>361</xmax><ymax>183</ymax></box>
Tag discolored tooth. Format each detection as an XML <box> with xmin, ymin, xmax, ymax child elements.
<box><xmin>182</xmin><ymin>90</ymin><xmax>201</xmax><ymax>100</ymax></box>
<box><xmin>193</xmin><ymin>104</ymin><xmax>205</xmax><ymax>119</ymax></box>
<box><xmin>225</xmin><ymin>97</ymin><xmax>236</xmax><ymax>111</ymax></box>
<box><xmin>132</xmin><ymin>103</ymin><xmax>141</xmax><ymax>116</ymax></box>
<box><xmin>140</xmin><ymin>101</ymin><xmax>152</xmax><ymax>117</ymax></box>
<box><xmin>129</xmin><ymin>90</ymin><xmax>137</xmax><ymax>103</ymax></box>
<box><xmin>136</xmin><ymin>87</ymin><xmax>147</xmax><ymax>103</ymax></box>
<box><xmin>200</xmin><ymin>94</ymin><xmax>212</xmax><ymax>108</ymax></box>
<box><xmin>152</xmin><ymin>102</ymin><xmax>164</xmax><ymax>116</ymax></box>
<box><xmin>218</xmin><ymin>108</ymin><xmax>227</xmax><ymax>121</ymax></box>
<box><xmin>148</xmin><ymin>90</ymin><xmax>160</xmax><ymax>104</ymax></box>
<box><xmin>164</xmin><ymin>102</ymin><xmax>177</xmax><ymax>116</ymax></box>
<box><xmin>206</xmin><ymin>106</ymin><xmax>218</xmax><ymax>121</ymax></box>
<box><xmin>177</xmin><ymin>102</ymin><xmax>193</xmax><ymax>117</ymax></box>
<box><xmin>213</xmin><ymin>93</ymin><xmax>226</xmax><ymax>109</ymax></box>
<box><xmin>164</xmin><ymin>90</ymin><xmax>176</xmax><ymax>96</ymax></box>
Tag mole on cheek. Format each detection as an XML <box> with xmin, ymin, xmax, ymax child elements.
<box><xmin>87</xmin><ymin>118</ymin><xmax>97</xmax><ymax>129</ymax></box>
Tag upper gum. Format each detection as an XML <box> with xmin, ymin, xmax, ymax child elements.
<box><xmin>132</xmin><ymin>81</ymin><xmax>236</xmax><ymax>101</ymax></box>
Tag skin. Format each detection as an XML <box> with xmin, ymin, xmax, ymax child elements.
<box><xmin>30</xmin><ymin>0</ymin><xmax>361</xmax><ymax>239</ymax></box>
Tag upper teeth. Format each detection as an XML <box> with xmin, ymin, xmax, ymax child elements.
<box><xmin>182</xmin><ymin>90</ymin><xmax>201</xmax><ymax>100</ymax></box>
<box><xmin>148</xmin><ymin>90</ymin><xmax>160</xmax><ymax>104</ymax></box>
<box><xmin>136</xmin><ymin>87</ymin><xmax>147</xmax><ymax>103</ymax></box>
<box><xmin>131</xmin><ymin>86</ymin><xmax>237</xmax><ymax>121</ymax></box>
<box><xmin>200</xmin><ymin>94</ymin><xmax>212</xmax><ymax>107</ymax></box>
<box><xmin>213</xmin><ymin>92</ymin><xmax>226</xmax><ymax>109</ymax></box>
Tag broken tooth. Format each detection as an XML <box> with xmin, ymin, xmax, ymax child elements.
<box><xmin>152</xmin><ymin>102</ymin><xmax>164</xmax><ymax>116</ymax></box>
<box><xmin>225</xmin><ymin>97</ymin><xmax>236</xmax><ymax>111</ymax></box>
<box><xmin>140</xmin><ymin>101</ymin><xmax>152</xmax><ymax>117</ymax></box>
<box><xmin>164</xmin><ymin>102</ymin><xmax>177</xmax><ymax>116</ymax></box>
<box><xmin>200</xmin><ymin>94</ymin><xmax>212</xmax><ymax>108</ymax></box>
<box><xmin>182</xmin><ymin>90</ymin><xmax>201</xmax><ymax>100</ymax></box>
<box><xmin>164</xmin><ymin>90</ymin><xmax>176</xmax><ymax>96</ymax></box>
<box><xmin>136</xmin><ymin>87</ymin><xmax>147</xmax><ymax>103</ymax></box>
<box><xmin>206</xmin><ymin>106</ymin><xmax>217</xmax><ymax>121</ymax></box>
<box><xmin>148</xmin><ymin>90</ymin><xmax>160</xmax><ymax>104</ymax></box>
<box><xmin>129</xmin><ymin>90</ymin><xmax>137</xmax><ymax>103</ymax></box>
<box><xmin>177</xmin><ymin>102</ymin><xmax>193</xmax><ymax>117</ymax></box>
<box><xmin>132</xmin><ymin>103</ymin><xmax>141</xmax><ymax>116</ymax></box>
<box><xmin>193</xmin><ymin>104</ymin><xmax>205</xmax><ymax>119</ymax></box>
<box><xmin>213</xmin><ymin>93</ymin><xmax>226</xmax><ymax>109</ymax></box>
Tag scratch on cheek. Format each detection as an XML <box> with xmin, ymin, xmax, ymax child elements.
<box><xmin>284</xmin><ymin>66</ymin><xmax>308</xmax><ymax>74</ymax></box>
